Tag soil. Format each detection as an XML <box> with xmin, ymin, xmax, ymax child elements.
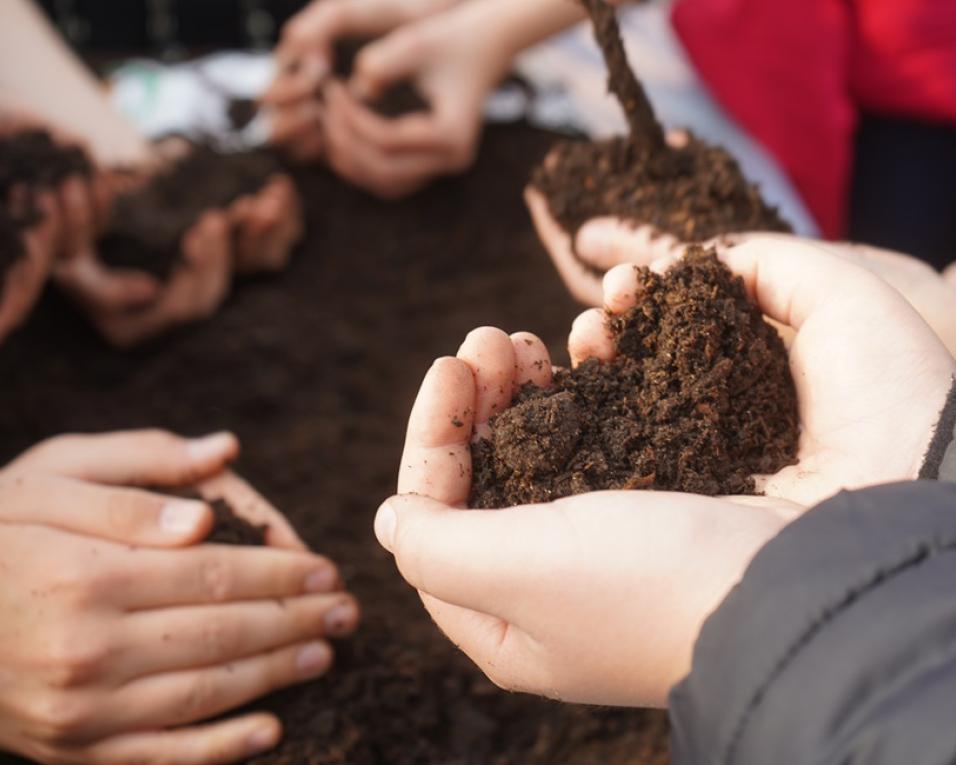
<box><xmin>531</xmin><ymin>0</ymin><xmax>790</xmax><ymax>243</ymax></box>
<box><xmin>0</xmin><ymin>129</ymin><xmax>92</xmax><ymax>204</ymax></box>
<box><xmin>470</xmin><ymin>247</ymin><xmax>799</xmax><ymax>508</ymax></box>
<box><xmin>99</xmin><ymin>147</ymin><xmax>284</xmax><ymax>280</ymax></box>
<box><xmin>0</xmin><ymin>122</ymin><xmax>670</xmax><ymax>764</ymax></box>
<box><xmin>207</xmin><ymin>498</ymin><xmax>269</xmax><ymax>546</ymax></box>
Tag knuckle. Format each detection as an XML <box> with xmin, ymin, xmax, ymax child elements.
<box><xmin>200</xmin><ymin>558</ymin><xmax>235</xmax><ymax>602</ymax></box>
<box><xmin>44</xmin><ymin>634</ymin><xmax>109</xmax><ymax>689</ymax></box>
<box><xmin>178</xmin><ymin>674</ymin><xmax>218</xmax><ymax>718</ymax></box>
<box><xmin>26</xmin><ymin>692</ymin><xmax>93</xmax><ymax>744</ymax></box>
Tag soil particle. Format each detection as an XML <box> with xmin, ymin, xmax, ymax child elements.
<box><xmin>532</xmin><ymin>0</ymin><xmax>790</xmax><ymax>243</ymax></box>
<box><xmin>99</xmin><ymin>146</ymin><xmax>284</xmax><ymax>280</ymax></box>
<box><xmin>470</xmin><ymin>247</ymin><xmax>799</xmax><ymax>508</ymax></box>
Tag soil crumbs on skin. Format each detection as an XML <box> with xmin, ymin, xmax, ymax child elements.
<box><xmin>0</xmin><ymin>123</ymin><xmax>670</xmax><ymax>764</ymax></box>
<box><xmin>100</xmin><ymin>147</ymin><xmax>284</xmax><ymax>280</ymax></box>
<box><xmin>471</xmin><ymin>247</ymin><xmax>799</xmax><ymax>508</ymax></box>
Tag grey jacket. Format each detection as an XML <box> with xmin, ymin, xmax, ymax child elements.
<box><xmin>670</xmin><ymin>381</ymin><xmax>956</xmax><ymax>764</ymax></box>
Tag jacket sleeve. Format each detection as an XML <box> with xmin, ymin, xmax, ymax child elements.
<box><xmin>669</xmin><ymin>480</ymin><xmax>956</xmax><ymax>765</ymax></box>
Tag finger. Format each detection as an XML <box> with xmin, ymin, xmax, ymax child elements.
<box><xmin>120</xmin><ymin>593</ymin><xmax>359</xmax><ymax>677</ymax></box>
<box><xmin>398</xmin><ymin>356</ymin><xmax>475</xmax><ymax>504</ymax></box>
<box><xmin>196</xmin><ymin>470</ymin><xmax>307</xmax><ymax>552</ymax></box>
<box><xmin>510</xmin><ymin>332</ymin><xmax>552</xmax><ymax>390</ymax></box>
<box><xmin>330</xmin><ymin>80</ymin><xmax>438</xmax><ymax>155</ymax></box>
<box><xmin>0</xmin><ymin>472</ymin><xmax>213</xmax><ymax>547</ymax></box>
<box><xmin>113</xmin><ymin>640</ymin><xmax>334</xmax><ymax>730</ymax></box>
<box><xmin>375</xmin><ymin>493</ymin><xmax>552</xmax><ymax>619</ymax></box>
<box><xmin>568</xmin><ymin>308</ymin><xmax>614</xmax><ymax>368</ymax></box>
<box><xmin>116</xmin><ymin>545</ymin><xmax>341</xmax><ymax>609</ymax></box>
<box><xmin>601</xmin><ymin>262</ymin><xmax>643</xmax><ymax>315</ymax></box>
<box><xmin>83</xmin><ymin>713</ymin><xmax>282</xmax><ymax>764</ymax></box>
<box><xmin>56</xmin><ymin>175</ymin><xmax>96</xmax><ymax>260</ymax></box>
<box><xmin>524</xmin><ymin>186</ymin><xmax>603</xmax><ymax>307</ymax></box>
<box><xmin>262</xmin><ymin>54</ymin><xmax>328</xmax><ymax>107</ymax></box>
<box><xmin>267</xmin><ymin>101</ymin><xmax>323</xmax><ymax>149</ymax></box>
<box><xmin>351</xmin><ymin>25</ymin><xmax>430</xmax><ymax>101</ymax></box>
<box><xmin>575</xmin><ymin>218</ymin><xmax>681</xmax><ymax>272</ymax></box>
<box><xmin>11</xmin><ymin>429</ymin><xmax>239</xmax><ymax>486</ymax></box>
<box><xmin>456</xmin><ymin>326</ymin><xmax>517</xmax><ymax>427</ymax></box>
<box><xmin>719</xmin><ymin>237</ymin><xmax>907</xmax><ymax>330</ymax></box>
<box><xmin>54</xmin><ymin>253</ymin><xmax>160</xmax><ymax>312</ymax></box>
<box><xmin>945</xmin><ymin>262</ymin><xmax>956</xmax><ymax>287</ymax></box>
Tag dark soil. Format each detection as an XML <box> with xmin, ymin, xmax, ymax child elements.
<box><xmin>99</xmin><ymin>146</ymin><xmax>284</xmax><ymax>280</ymax></box>
<box><xmin>207</xmin><ymin>498</ymin><xmax>268</xmax><ymax>546</ymax></box>
<box><xmin>532</xmin><ymin>0</ymin><xmax>790</xmax><ymax>243</ymax></box>
<box><xmin>470</xmin><ymin>247</ymin><xmax>799</xmax><ymax>508</ymax></box>
<box><xmin>0</xmin><ymin>123</ymin><xmax>669</xmax><ymax>764</ymax></box>
<box><xmin>0</xmin><ymin>208</ymin><xmax>25</xmax><ymax>288</ymax></box>
<box><xmin>0</xmin><ymin>129</ymin><xmax>92</xmax><ymax>203</ymax></box>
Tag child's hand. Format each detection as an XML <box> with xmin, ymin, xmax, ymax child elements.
<box><xmin>570</xmin><ymin>237</ymin><xmax>956</xmax><ymax>506</ymax></box>
<box><xmin>380</xmin><ymin>350</ymin><xmax>796</xmax><ymax>707</ymax></box>
<box><xmin>228</xmin><ymin>173</ymin><xmax>304</xmax><ymax>276</ymax></box>
<box><xmin>0</xmin><ymin>430</ymin><xmax>359</xmax><ymax>764</ymax></box>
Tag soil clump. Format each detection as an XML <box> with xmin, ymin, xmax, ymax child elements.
<box><xmin>207</xmin><ymin>498</ymin><xmax>268</xmax><ymax>546</ymax></box>
<box><xmin>532</xmin><ymin>0</ymin><xmax>790</xmax><ymax>243</ymax></box>
<box><xmin>99</xmin><ymin>147</ymin><xmax>284</xmax><ymax>280</ymax></box>
<box><xmin>471</xmin><ymin>247</ymin><xmax>799</xmax><ymax>508</ymax></box>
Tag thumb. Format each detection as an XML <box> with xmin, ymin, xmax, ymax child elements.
<box><xmin>9</xmin><ymin>429</ymin><xmax>240</xmax><ymax>487</ymax></box>
<box><xmin>0</xmin><ymin>472</ymin><xmax>213</xmax><ymax>547</ymax></box>
<box><xmin>350</xmin><ymin>27</ymin><xmax>427</xmax><ymax>101</ymax></box>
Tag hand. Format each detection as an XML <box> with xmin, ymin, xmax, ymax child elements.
<box><xmin>312</xmin><ymin>1</ymin><xmax>512</xmax><ymax>198</ymax></box>
<box><xmin>54</xmin><ymin>210</ymin><xmax>232</xmax><ymax>348</ymax></box>
<box><xmin>376</xmin><ymin>352</ymin><xmax>798</xmax><ymax>706</ymax></box>
<box><xmin>569</xmin><ymin>238</ymin><xmax>956</xmax><ymax>505</ymax></box>
<box><xmin>262</xmin><ymin>0</ymin><xmax>461</xmax><ymax>162</ymax></box>
<box><xmin>0</xmin><ymin>430</ymin><xmax>360</xmax><ymax>764</ymax></box>
<box><xmin>525</xmin><ymin>131</ymin><xmax>690</xmax><ymax>306</ymax></box>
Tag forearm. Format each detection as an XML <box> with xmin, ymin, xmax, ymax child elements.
<box><xmin>0</xmin><ymin>0</ymin><xmax>151</xmax><ymax>166</ymax></box>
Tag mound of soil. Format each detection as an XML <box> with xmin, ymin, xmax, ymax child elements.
<box><xmin>0</xmin><ymin>122</ymin><xmax>669</xmax><ymax>764</ymax></box>
<box><xmin>99</xmin><ymin>147</ymin><xmax>284</xmax><ymax>280</ymax></box>
<box><xmin>471</xmin><ymin>247</ymin><xmax>798</xmax><ymax>508</ymax></box>
<box><xmin>207</xmin><ymin>498</ymin><xmax>268</xmax><ymax>546</ymax></box>
<box><xmin>532</xmin><ymin>0</ymin><xmax>789</xmax><ymax>243</ymax></box>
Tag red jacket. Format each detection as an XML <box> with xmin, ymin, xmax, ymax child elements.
<box><xmin>671</xmin><ymin>0</ymin><xmax>956</xmax><ymax>237</ymax></box>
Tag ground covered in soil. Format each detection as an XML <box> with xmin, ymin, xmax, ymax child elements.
<box><xmin>0</xmin><ymin>123</ymin><xmax>669</xmax><ymax>764</ymax></box>
<box><xmin>470</xmin><ymin>247</ymin><xmax>799</xmax><ymax>508</ymax></box>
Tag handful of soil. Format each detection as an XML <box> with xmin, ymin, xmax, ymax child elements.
<box><xmin>99</xmin><ymin>146</ymin><xmax>284</xmax><ymax>281</ymax></box>
<box><xmin>470</xmin><ymin>247</ymin><xmax>799</xmax><ymax>508</ymax></box>
<box><xmin>332</xmin><ymin>39</ymin><xmax>430</xmax><ymax>117</ymax></box>
<box><xmin>531</xmin><ymin>0</ymin><xmax>789</xmax><ymax>243</ymax></box>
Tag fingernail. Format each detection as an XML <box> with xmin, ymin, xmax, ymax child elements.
<box><xmin>576</xmin><ymin>222</ymin><xmax>611</xmax><ymax>258</ymax></box>
<box><xmin>160</xmin><ymin>499</ymin><xmax>208</xmax><ymax>535</ymax></box>
<box><xmin>374</xmin><ymin>500</ymin><xmax>397</xmax><ymax>551</ymax></box>
<box><xmin>246</xmin><ymin>725</ymin><xmax>279</xmax><ymax>755</ymax></box>
<box><xmin>187</xmin><ymin>432</ymin><xmax>237</xmax><ymax>462</ymax></box>
<box><xmin>296</xmin><ymin>641</ymin><xmax>332</xmax><ymax>675</ymax></box>
<box><xmin>304</xmin><ymin>565</ymin><xmax>338</xmax><ymax>593</ymax></box>
<box><xmin>324</xmin><ymin>600</ymin><xmax>358</xmax><ymax>636</ymax></box>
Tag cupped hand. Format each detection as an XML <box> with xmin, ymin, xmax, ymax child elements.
<box><xmin>377</xmin><ymin>344</ymin><xmax>798</xmax><ymax>706</ymax></box>
<box><xmin>570</xmin><ymin>237</ymin><xmax>956</xmax><ymax>505</ymax></box>
<box><xmin>227</xmin><ymin>173</ymin><xmax>304</xmax><ymax>275</ymax></box>
<box><xmin>314</xmin><ymin>1</ymin><xmax>511</xmax><ymax>198</ymax></box>
<box><xmin>525</xmin><ymin>132</ymin><xmax>690</xmax><ymax>306</ymax></box>
<box><xmin>0</xmin><ymin>430</ymin><xmax>359</xmax><ymax>764</ymax></box>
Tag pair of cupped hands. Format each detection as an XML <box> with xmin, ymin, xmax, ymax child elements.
<box><xmin>0</xmin><ymin>429</ymin><xmax>359</xmax><ymax>765</ymax></box>
<box><xmin>0</xmin><ymin>118</ymin><xmax>303</xmax><ymax>348</ymax></box>
<box><xmin>376</xmin><ymin>199</ymin><xmax>956</xmax><ymax>709</ymax></box>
